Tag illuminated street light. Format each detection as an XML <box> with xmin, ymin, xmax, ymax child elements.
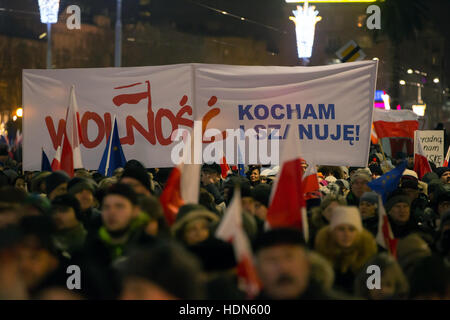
<box><xmin>289</xmin><ymin>2</ymin><xmax>322</xmax><ymax>59</ymax></box>
<box><xmin>407</xmin><ymin>69</ymin><xmax>413</xmax><ymax>74</ymax></box>
<box><xmin>37</xmin><ymin>0</ymin><xmax>60</xmax><ymax>69</ymax></box>
<box><xmin>285</xmin><ymin>1</ymin><xmax>376</xmax><ymax>3</ymax></box>
<box><xmin>434</xmin><ymin>78</ymin><xmax>440</xmax><ymax>84</ymax></box>
<box><xmin>372</xmin><ymin>57</ymin><xmax>379</xmax><ymax>61</ymax></box>
<box><xmin>13</xmin><ymin>115</ymin><xmax>17</xmax><ymax>121</ymax></box>
<box><xmin>399</xmin><ymin>80</ymin><xmax>406</xmax><ymax>85</ymax></box>
<box><xmin>16</xmin><ymin>108</ymin><xmax>23</xmax><ymax>118</ymax></box>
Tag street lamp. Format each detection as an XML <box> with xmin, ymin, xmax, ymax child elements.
<box><xmin>115</xmin><ymin>0</ymin><xmax>122</xmax><ymax>67</ymax></box>
<box><xmin>433</xmin><ymin>78</ymin><xmax>440</xmax><ymax>84</ymax></box>
<box><xmin>37</xmin><ymin>0</ymin><xmax>60</xmax><ymax>69</ymax></box>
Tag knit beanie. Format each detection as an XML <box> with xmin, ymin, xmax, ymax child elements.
<box><xmin>329</xmin><ymin>206</ymin><xmax>363</xmax><ymax>231</ymax></box>
<box><xmin>67</xmin><ymin>177</ymin><xmax>96</xmax><ymax>195</ymax></box>
<box><xmin>351</xmin><ymin>168</ymin><xmax>372</xmax><ymax>183</ymax></box>
<box><xmin>45</xmin><ymin>171</ymin><xmax>70</xmax><ymax>195</ymax></box>
<box><xmin>251</xmin><ymin>184</ymin><xmax>271</xmax><ymax>208</ymax></box>
<box><xmin>360</xmin><ymin>191</ymin><xmax>378</xmax><ymax>205</ymax></box>
<box><xmin>436</xmin><ymin>167</ymin><xmax>450</xmax><ymax>178</ymax></box>
<box><xmin>120</xmin><ymin>165</ymin><xmax>151</xmax><ymax>192</ymax></box>
<box><xmin>385</xmin><ymin>194</ymin><xmax>411</xmax><ymax>213</ymax></box>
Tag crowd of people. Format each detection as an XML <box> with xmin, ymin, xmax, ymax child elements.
<box><xmin>0</xmin><ymin>143</ymin><xmax>450</xmax><ymax>300</ymax></box>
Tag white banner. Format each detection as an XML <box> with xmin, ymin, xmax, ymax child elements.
<box><xmin>23</xmin><ymin>61</ymin><xmax>377</xmax><ymax>170</ymax></box>
<box><xmin>414</xmin><ymin>130</ymin><xmax>444</xmax><ymax>167</ymax></box>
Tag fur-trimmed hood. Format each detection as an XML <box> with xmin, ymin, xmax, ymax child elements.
<box><xmin>314</xmin><ymin>226</ymin><xmax>378</xmax><ymax>274</ymax></box>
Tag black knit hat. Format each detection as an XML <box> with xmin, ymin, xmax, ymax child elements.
<box><xmin>253</xmin><ymin>228</ymin><xmax>305</xmax><ymax>253</ymax></box>
<box><xmin>201</xmin><ymin>163</ymin><xmax>222</xmax><ymax>175</ymax></box>
<box><xmin>120</xmin><ymin>166</ymin><xmax>151</xmax><ymax>192</ymax></box>
<box><xmin>67</xmin><ymin>177</ymin><xmax>96</xmax><ymax>195</ymax></box>
<box><xmin>251</xmin><ymin>184</ymin><xmax>271</xmax><ymax>208</ymax></box>
<box><xmin>187</xmin><ymin>237</ymin><xmax>237</xmax><ymax>272</ymax></box>
<box><xmin>385</xmin><ymin>193</ymin><xmax>411</xmax><ymax>213</ymax></box>
<box><xmin>118</xmin><ymin>242</ymin><xmax>205</xmax><ymax>299</ymax></box>
<box><xmin>51</xmin><ymin>194</ymin><xmax>82</xmax><ymax>221</ymax></box>
<box><xmin>436</xmin><ymin>167</ymin><xmax>450</xmax><ymax>178</ymax></box>
<box><xmin>45</xmin><ymin>171</ymin><xmax>70</xmax><ymax>195</ymax></box>
<box><xmin>103</xmin><ymin>183</ymin><xmax>138</xmax><ymax>206</ymax></box>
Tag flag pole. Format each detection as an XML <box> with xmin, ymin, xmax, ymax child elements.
<box><xmin>104</xmin><ymin>115</ymin><xmax>116</xmax><ymax>176</ymax></box>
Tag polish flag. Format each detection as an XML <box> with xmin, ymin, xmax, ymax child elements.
<box><xmin>216</xmin><ymin>187</ymin><xmax>261</xmax><ymax>298</ymax></box>
<box><xmin>60</xmin><ymin>86</ymin><xmax>84</xmax><ymax>177</ymax></box>
<box><xmin>376</xmin><ymin>195</ymin><xmax>398</xmax><ymax>258</ymax></box>
<box><xmin>444</xmin><ymin>146</ymin><xmax>450</xmax><ymax>167</ymax></box>
<box><xmin>160</xmin><ymin>132</ymin><xmax>200</xmax><ymax>226</ymax></box>
<box><xmin>373</xmin><ymin>109</ymin><xmax>419</xmax><ymax>139</ymax></box>
<box><xmin>220</xmin><ymin>156</ymin><xmax>230</xmax><ymax>179</ymax></box>
<box><xmin>371</xmin><ymin>123</ymin><xmax>379</xmax><ymax>144</ymax></box>
<box><xmin>51</xmin><ymin>145</ymin><xmax>62</xmax><ymax>171</ymax></box>
<box><xmin>414</xmin><ymin>131</ymin><xmax>432</xmax><ymax>179</ymax></box>
<box><xmin>303</xmin><ymin>163</ymin><xmax>320</xmax><ymax>200</ymax></box>
<box><xmin>267</xmin><ymin>125</ymin><xmax>308</xmax><ymax>242</ymax></box>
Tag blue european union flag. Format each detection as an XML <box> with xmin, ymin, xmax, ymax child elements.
<box><xmin>41</xmin><ymin>148</ymin><xmax>52</xmax><ymax>172</ymax></box>
<box><xmin>367</xmin><ymin>160</ymin><xmax>408</xmax><ymax>202</ymax></box>
<box><xmin>98</xmin><ymin>118</ymin><xmax>127</xmax><ymax>176</ymax></box>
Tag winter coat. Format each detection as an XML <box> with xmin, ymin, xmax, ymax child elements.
<box><xmin>314</xmin><ymin>226</ymin><xmax>378</xmax><ymax>294</ymax></box>
<box><xmin>346</xmin><ymin>191</ymin><xmax>360</xmax><ymax>206</ymax></box>
<box><xmin>308</xmin><ymin>207</ymin><xmax>329</xmax><ymax>247</ymax></box>
<box><xmin>53</xmin><ymin>223</ymin><xmax>87</xmax><ymax>259</ymax></box>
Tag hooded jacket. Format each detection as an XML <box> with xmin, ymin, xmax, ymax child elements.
<box><xmin>314</xmin><ymin>226</ymin><xmax>378</xmax><ymax>294</ymax></box>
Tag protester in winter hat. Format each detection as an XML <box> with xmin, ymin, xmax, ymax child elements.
<box><xmin>67</xmin><ymin>177</ymin><xmax>101</xmax><ymax>232</ymax></box>
<box><xmin>309</xmin><ymin>194</ymin><xmax>347</xmax><ymax>246</ymax></box>
<box><xmin>50</xmin><ymin>194</ymin><xmax>87</xmax><ymax>258</ymax></box>
<box><xmin>251</xmin><ymin>184</ymin><xmax>271</xmax><ymax>221</ymax></box>
<box><xmin>396</xmin><ymin>233</ymin><xmax>432</xmax><ymax>282</ymax></box>
<box><xmin>437</xmin><ymin>167</ymin><xmax>450</xmax><ymax>185</ymax></box>
<box><xmin>30</xmin><ymin>171</ymin><xmax>51</xmax><ymax>194</ymax></box>
<box><xmin>22</xmin><ymin>194</ymin><xmax>51</xmax><ymax>216</ymax></box>
<box><xmin>17</xmin><ymin>215</ymin><xmax>71</xmax><ymax>298</ymax></box>
<box><xmin>45</xmin><ymin>171</ymin><xmax>70</xmax><ymax>200</ymax></box>
<box><xmin>185</xmin><ymin>237</ymin><xmax>245</xmax><ymax>299</ymax></box>
<box><xmin>119</xmin><ymin>242</ymin><xmax>205</xmax><ymax>300</ymax></box>
<box><xmin>307</xmin><ymin>251</ymin><xmax>335</xmax><ymax>292</ymax></box>
<box><xmin>171</xmin><ymin>204</ymin><xmax>219</xmax><ymax>246</ymax></box>
<box><xmin>83</xmin><ymin>183</ymin><xmax>156</xmax><ymax>265</ymax></box>
<box><xmin>314</xmin><ymin>206</ymin><xmax>377</xmax><ymax>294</ymax></box>
<box><xmin>120</xmin><ymin>165</ymin><xmax>152</xmax><ymax>196</ymax></box>
<box><xmin>385</xmin><ymin>191</ymin><xmax>420</xmax><ymax>239</ymax></box>
<box><xmin>14</xmin><ymin>175</ymin><xmax>27</xmax><ymax>192</ymax></box>
<box><xmin>346</xmin><ymin>168</ymin><xmax>372</xmax><ymax>206</ymax></box>
<box><xmin>354</xmin><ymin>253</ymin><xmax>409</xmax><ymax>300</ymax></box>
<box><xmin>253</xmin><ymin>228</ymin><xmax>338</xmax><ymax>299</ymax></box>
<box><xmin>358</xmin><ymin>191</ymin><xmax>379</xmax><ymax>236</ymax></box>
<box><xmin>408</xmin><ymin>255</ymin><xmax>450</xmax><ymax>299</ymax></box>
<box><xmin>0</xmin><ymin>225</ymin><xmax>28</xmax><ymax>299</ymax></box>
<box><xmin>201</xmin><ymin>163</ymin><xmax>225</xmax><ymax>207</ymax></box>
<box><xmin>137</xmin><ymin>195</ymin><xmax>170</xmax><ymax>238</ymax></box>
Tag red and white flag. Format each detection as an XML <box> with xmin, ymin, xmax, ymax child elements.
<box><xmin>376</xmin><ymin>196</ymin><xmax>398</xmax><ymax>258</ymax></box>
<box><xmin>371</xmin><ymin>123</ymin><xmax>379</xmax><ymax>144</ymax></box>
<box><xmin>414</xmin><ymin>131</ymin><xmax>432</xmax><ymax>179</ymax></box>
<box><xmin>373</xmin><ymin>109</ymin><xmax>419</xmax><ymax>139</ymax></box>
<box><xmin>160</xmin><ymin>131</ymin><xmax>200</xmax><ymax>226</ymax></box>
<box><xmin>303</xmin><ymin>163</ymin><xmax>320</xmax><ymax>200</ymax></box>
<box><xmin>51</xmin><ymin>145</ymin><xmax>61</xmax><ymax>171</ymax></box>
<box><xmin>267</xmin><ymin>126</ymin><xmax>308</xmax><ymax>242</ymax></box>
<box><xmin>220</xmin><ymin>155</ymin><xmax>231</xmax><ymax>179</ymax></box>
<box><xmin>216</xmin><ymin>187</ymin><xmax>261</xmax><ymax>298</ymax></box>
<box><xmin>444</xmin><ymin>146</ymin><xmax>450</xmax><ymax>167</ymax></box>
<box><xmin>60</xmin><ymin>86</ymin><xmax>84</xmax><ymax>177</ymax></box>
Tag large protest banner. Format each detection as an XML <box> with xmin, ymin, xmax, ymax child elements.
<box><xmin>23</xmin><ymin>61</ymin><xmax>377</xmax><ymax>170</ymax></box>
<box><xmin>414</xmin><ymin>130</ymin><xmax>444</xmax><ymax>167</ymax></box>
